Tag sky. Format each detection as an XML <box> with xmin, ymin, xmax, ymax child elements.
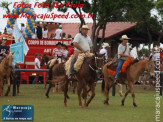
<box><xmin>0</xmin><ymin>0</ymin><xmax>162</xmax><ymax>49</ymax></box>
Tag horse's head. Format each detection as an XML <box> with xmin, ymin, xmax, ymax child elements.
<box><xmin>89</xmin><ymin>53</ymin><xmax>105</xmax><ymax>75</ymax></box>
<box><xmin>40</xmin><ymin>54</ymin><xmax>49</xmax><ymax>66</ymax></box>
<box><xmin>5</xmin><ymin>52</ymin><xmax>14</xmax><ymax>68</ymax></box>
<box><xmin>145</xmin><ymin>56</ymin><xmax>155</xmax><ymax>78</ymax></box>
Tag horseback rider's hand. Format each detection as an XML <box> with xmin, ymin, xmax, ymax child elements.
<box><xmin>128</xmin><ymin>55</ymin><xmax>133</xmax><ymax>59</ymax></box>
<box><xmin>82</xmin><ymin>50</ymin><xmax>87</xmax><ymax>53</ymax></box>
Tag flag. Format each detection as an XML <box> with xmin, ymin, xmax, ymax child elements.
<box><xmin>13</xmin><ymin>21</ymin><xmax>29</xmax><ymax>55</ymax></box>
<box><xmin>10</xmin><ymin>41</ymin><xmax>24</xmax><ymax>65</ymax></box>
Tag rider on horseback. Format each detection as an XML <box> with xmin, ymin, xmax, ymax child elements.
<box><xmin>0</xmin><ymin>37</ymin><xmax>10</xmax><ymax>62</ymax></box>
<box><xmin>114</xmin><ymin>35</ymin><xmax>132</xmax><ymax>84</ymax></box>
<box><xmin>69</xmin><ymin>25</ymin><xmax>93</xmax><ymax>79</ymax></box>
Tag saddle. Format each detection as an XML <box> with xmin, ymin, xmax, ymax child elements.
<box><xmin>107</xmin><ymin>58</ymin><xmax>134</xmax><ymax>76</ymax></box>
<box><xmin>65</xmin><ymin>53</ymin><xmax>94</xmax><ymax>77</ymax></box>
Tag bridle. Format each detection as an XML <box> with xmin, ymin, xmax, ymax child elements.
<box><xmin>89</xmin><ymin>55</ymin><xmax>105</xmax><ymax>72</ymax></box>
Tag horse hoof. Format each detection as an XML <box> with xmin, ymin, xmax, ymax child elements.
<box><xmin>104</xmin><ymin>100</ymin><xmax>109</xmax><ymax>105</ymax></box>
<box><xmin>5</xmin><ymin>94</ymin><xmax>8</xmax><ymax>96</ymax></box>
<box><xmin>80</xmin><ymin>105</ymin><xmax>83</xmax><ymax>108</ymax></box>
<box><xmin>46</xmin><ymin>94</ymin><xmax>49</xmax><ymax>98</ymax></box>
<box><xmin>133</xmin><ymin>103</ymin><xmax>137</xmax><ymax>107</ymax></box>
<box><xmin>64</xmin><ymin>103</ymin><xmax>67</xmax><ymax>107</ymax></box>
<box><xmin>83</xmin><ymin>105</ymin><xmax>88</xmax><ymax>109</ymax></box>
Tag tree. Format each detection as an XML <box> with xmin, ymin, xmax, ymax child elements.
<box><xmin>0</xmin><ymin>1</ymin><xmax>12</xmax><ymax>14</ymax></box>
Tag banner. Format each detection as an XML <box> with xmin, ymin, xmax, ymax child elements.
<box><xmin>10</xmin><ymin>41</ymin><xmax>24</xmax><ymax>65</ymax></box>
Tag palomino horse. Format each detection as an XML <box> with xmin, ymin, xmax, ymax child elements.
<box><xmin>63</xmin><ymin>53</ymin><xmax>105</xmax><ymax>108</ymax></box>
<box><xmin>0</xmin><ymin>52</ymin><xmax>14</xmax><ymax>96</ymax></box>
<box><xmin>102</xmin><ymin>57</ymin><xmax>155</xmax><ymax>107</ymax></box>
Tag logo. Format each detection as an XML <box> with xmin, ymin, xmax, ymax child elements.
<box><xmin>2</xmin><ymin>105</ymin><xmax>33</xmax><ymax>121</ymax></box>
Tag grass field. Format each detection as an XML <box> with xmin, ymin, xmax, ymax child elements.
<box><xmin>0</xmin><ymin>84</ymin><xmax>162</xmax><ymax>122</ymax></box>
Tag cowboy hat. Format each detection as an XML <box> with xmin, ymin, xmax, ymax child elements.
<box><xmin>102</xmin><ymin>43</ymin><xmax>110</xmax><ymax>48</ymax></box>
<box><xmin>120</xmin><ymin>35</ymin><xmax>131</xmax><ymax>40</ymax></box>
<box><xmin>81</xmin><ymin>25</ymin><xmax>90</xmax><ymax>30</ymax></box>
<box><xmin>59</xmin><ymin>25</ymin><xmax>62</xmax><ymax>28</ymax></box>
<box><xmin>56</xmin><ymin>42</ymin><xmax>62</xmax><ymax>46</ymax></box>
<box><xmin>2</xmin><ymin>37</ymin><xmax>7</xmax><ymax>41</ymax></box>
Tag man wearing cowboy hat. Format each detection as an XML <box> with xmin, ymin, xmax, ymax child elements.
<box><xmin>99</xmin><ymin>43</ymin><xmax>110</xmax><ymax>61</ymax></box>
<box><xmin>69</xmin><ymin>25</ymin><xmax>93</xmax><ymax>79</ymax></box>
<box><xmin>0</xmin><ymin>37</ymin><xmax>10</xmax><ymax>61</ymax></box>
<box><xmin>114</xmin><ymin>35</ymin><xmax>132</xmax><ymax>84</ymax></box>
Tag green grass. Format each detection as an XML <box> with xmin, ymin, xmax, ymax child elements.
<box><xmin>0</xmin><ymin>84</ymin><xmax>162</xmax><ymax>122</ymax></box>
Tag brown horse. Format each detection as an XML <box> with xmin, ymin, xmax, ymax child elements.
<box><xmin>63</xmin><ymin>53</ymin><xmax>105</xmax><ymax>108</ymax></box>
<box><xmin>0</xmin><ymin>52</ymin><xmax>14</xmax><ymax>96</ymax></box>
<box><xmin>102</xmin><ymin>57</ymin><xmax>155</xmax><ymax>107</ymax></box>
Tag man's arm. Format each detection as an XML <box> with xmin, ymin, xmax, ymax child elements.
<box><xmin>73</xmin><ymin>42</ymin><xmax>86</xmax><ymax>53</ymax></box>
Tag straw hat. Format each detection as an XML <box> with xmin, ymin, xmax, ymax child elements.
<box><xmin>81</xmin><ymin>25</ymin><xmax>89</xmax><ymax>30</ymax></box>
<box><xmin>120</xmin><ymin>35</ymin><xmax>131</xmax><ymax>40</ymax></box>
<box><xmin>102</xmin><ymin>43</ymin><xmax>110</xmax><ymax>48</ymax></box>
<box><xmin>59</xmin><ymin>25</ymin><xmax>62</xmax><ymax>28</ymax></box>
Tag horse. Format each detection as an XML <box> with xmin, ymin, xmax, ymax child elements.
<box><xmin>102</xmin><ymin>56</ymin><xmax>155</xmax><ymax>107</ymax></box>
<box><xmin>41</xmin><ymin>54</ymin><xmax>78</xmax><ymax>94</ymax></box>
<box><xmin>63</xmin><ymin>53</ymin><xmax>105</xmax><ymax>108</ymax></box>
<box><xmin>0</xmin><ymin>52</ymin><xmax>14</xmax><ymax>96</ymax></box>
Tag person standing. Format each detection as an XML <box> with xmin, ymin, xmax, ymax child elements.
<box><xmin>114</xmin><ymin>35</ymin><xmax>132</xmax><ymax>84</ymax></box>
<box><xmin>33</xmin><ymin>53</ymin><xmax>40</xmax><ymax>84</ymax></box>
<box><xmin>36</xmin><ymin>22</ymin><xmax>42</xmax><ymax>39</ymax></box>
<box><xmin>62</xmin><ymin>44</ymin><xmax>68</xmax><ymax>61</ymax></box>
<box><xmin>69</xmin><ymin>25</ymin><xmax>93</xmax><ymax>79</ymax></box>
<box><xmin>54</xmin><ymin>25</ymin><xmax>62</xmax><ymax>39</ymax></box>
<box><xmin>42</xmin><ymin>25</ymin><xmax>48</xmax><ymax>39</ymax></box>
<box><xmin>0</xmin><ymin>37</ymin><xmax>10</xmax><ymax>61</ymax></box>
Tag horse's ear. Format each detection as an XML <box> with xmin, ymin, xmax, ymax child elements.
<box><xmin>149</xmin><ymin>55</ymin><xmax>153</xmax><ymax>61</ymax></box>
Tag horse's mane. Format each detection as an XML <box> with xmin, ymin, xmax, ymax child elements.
<box><xmin>126</xmin><ymin>59</ymin><xmax>139</xmax><ymax>70</ymax></box>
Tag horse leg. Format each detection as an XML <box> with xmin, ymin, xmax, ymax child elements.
<box><xmin>118</xmin><ymin>83</ymin><xmax>123</xmax><ymax>97</ymax></box>
<box><xmin>104</xmin><ymin>76</ymin><xmax>109</xmax><ymax>105</ymax></box>
<box><xmin>0</xmin><ymin>77</ymin><xmax>3</xmax><ymax>96</ymax></box>
<box><xmin>86</xmin><ymin>82</ymin><xmax>95</xmax><ymax>107</ymax></box>
<box><xmin>5</xmin><ymin>76</ymin><xmax>11</xmax><ymax>96</ymax></box>
<box><xmin>77</xmin><ymin>82</ymin><xmax>83</xmax><ymax>108</ymax></box>
<box><xmin>82</xmin><ymin>81</ymin><xmax>88</xmax><ymax>108</ymax></box>
<box><xmin>45</xmin><ymin>82</ymin><xmax>52</xmax><ymax>98</ymax></box>
<box><xmin>130</xmin><ymin>84</ymin><xmax>137</xmax><ymax>107</ymax></box>
<box><xmin>64</xmin><ymin>79</ymin><xmax>69</xmax><ymax>107</ymax></box>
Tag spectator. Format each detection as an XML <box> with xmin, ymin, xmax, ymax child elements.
<box><xmin>68</xmin><ymin>43</ymin><xmax>74</xmax><ymax>57</ymax></box>
<box><xmin>33</xmin><ymin>53</ymin><xmax>40</xmax><ymax>84</ymax></box>
<box><xmin>0</xmin><ymin>37</ymin><xmax>10</xmax><ymax>61</ymax></box>
<box><xmin>141</xmin><ymin>54</ymin><xmax>148</xmax><ymax>60</ymax></box>
<box><xmin>36</xmin><ymin>22</ymin><xmax>42</xmax><ymax>39</ymax></box>
<box><xmin>99</xmin><ymin>43</ymin><xmax>110</xmax><ymax>61</ymax></box>
<box><xmin>54</xmin><ymin>25</ymin><xmax>62</xmax><ymax>39</ymax></box>
<box><xmin>61</xmin><ymin>32</ymin><xmax>66</xmax><ymax>39</ymax></box>
<box><xmin>52</xmin><ymin>42</ymin><xmax>63</xmax><ymax>59</ymax></box>
<box><xmin>62</xmin><ymin>44</ymin><xmax>68</xmax><ymax>61</ymax></box>
<box><xmin>42</xmin><ymin>25</ymin><xmax>48</xmax><ymax>39</ymax></box>
<box><xmin>20</xmin><ymin>23</ymin><xmax>25</xmax><ymax>34</ymax></box>
<box><xmin>50</xmin><ymin>34</ymin><xmax>55</xmax><ymax>39</ymax></box>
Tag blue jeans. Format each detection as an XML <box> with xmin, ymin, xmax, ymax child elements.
<box><xmin>115</xmin><ymin>59</ymin><xmax>125</xmax><ymax>79</ymax></box>
<box><xmin>70</xmin><ymin>55</ymin><xmax>77</xmax><ymax>75</ymax></box>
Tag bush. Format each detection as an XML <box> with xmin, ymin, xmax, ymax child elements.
<box><xmin>138</xmin><ymin>48</ymin><xmax>150</xmax><ymax>58</ymax></box>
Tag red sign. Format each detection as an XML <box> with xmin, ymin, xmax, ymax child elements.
<box><xmin>25</xmin><ymin>39</ymin><xmax>72</xmax><ymax>62</ymax></box>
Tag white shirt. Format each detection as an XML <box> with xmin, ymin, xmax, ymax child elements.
<box><xmin>63</xmin><ymin>49</ymin><xmax>68</xmax><ymax>58</ymax></box>
<box><xmin>73</xmin><ymin>33</ymin><xmax>93</xmax><ymax>53</ymax></box>
<box><xmin>55</xmin><ymin>29</ymin><xmax>62</xmax><ymax>39</ymax></box>
<box><xmin>153</xmin><ymin>52</ymin><xmax>160</xmax><ymax>61</ymax></box>
<box><xmin>42</xmin><ymin>29</ymin><xmax>48</xmax><ymax>38</ymax></box>
<box><xmin>99</xmin><ymin>48</ymin><xmax>108</xmax><ymax>59</ymax></box>
<box><xmin>118</xmin><ymin>43</ymin><xmax>130</xmax><ymax>60</ymax></box>
<box><xmin>34</xmin><ymin>58</ymin><xmax>40</xmax><ymax>69</ymax></box>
